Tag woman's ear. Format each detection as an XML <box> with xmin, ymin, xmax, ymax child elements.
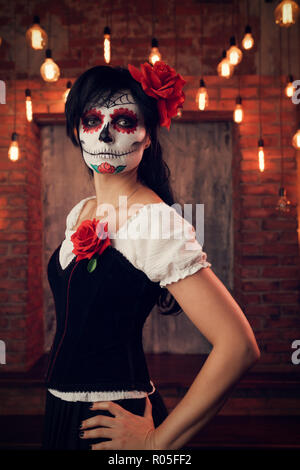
<box><xmin>144</xmin><ymin>134</ymin><xmax>151</xmax><ymax>149</ymax></box>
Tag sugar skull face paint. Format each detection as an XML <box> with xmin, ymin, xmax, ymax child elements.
<box><xmin>79</xmin><ymin>91</ymin><xmax>149</xmax><ymax>175</ymax></box>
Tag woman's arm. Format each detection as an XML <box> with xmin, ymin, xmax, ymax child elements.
<box><xmin>151</xmin><ymin>266</ymin><xmax>261</xmax><ymax>450</ymax></box>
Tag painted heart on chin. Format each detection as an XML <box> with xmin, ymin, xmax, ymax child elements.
<box><xmin>91</xmin><ymin>163</ymin><xmax>127</xmax><ymax>174</ymax></box>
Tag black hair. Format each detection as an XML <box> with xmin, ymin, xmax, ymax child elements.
<box><xmin>65</xmin><ymin>65</ymin><xmax>182</xmax><ymax>316</ymax></box>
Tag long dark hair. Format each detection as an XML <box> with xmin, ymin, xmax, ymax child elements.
<box><xmin>65</xmin><ymin>65</ymin><xmax>182</xmax><ymax>316</ymax></box>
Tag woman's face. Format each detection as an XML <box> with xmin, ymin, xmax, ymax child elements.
<box><xmin>78</xmin><ymin>89</ymin><xmax>150</xmax><ymax>175</ymax></box>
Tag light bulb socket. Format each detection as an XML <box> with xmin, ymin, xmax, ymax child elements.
<box><xmin>245</xmin><ymin>25</ymin><xmax>252</xmax><ymax>34</ymax></box>
<box><xmin>287</xmin><ymin>74</ymin><xmax>294</xmax><ymax>83</ymax></box>
<box><xmin>151</xmin><ymin>37</ymin><xmax>159</xmax><ymax>47</ymax></box>
<box><xmin>229</xmin><ymin>36</ymin><xmax>236</xmax><ymax>46</ymax></box>
<box><xmin>279</xmin><ymin>187</ymin><xmax>286</xmax><ymax>197</ymax></box>
<box><xmin>258</xmin><ymin>138</ymin><xmax>264</xmax><ymax>147</ymax></box>
<box><xmin>236</xmin><ymin>95</ymin><xmax>242</xmax><ymax>104</ymax></box>
<box><xmin>11</xmin><ymin>132</ymin><xmax>18</xmax><ymax>141</ymax></box>
<box><xmin>45</xmin><ymin>49</ymin><xmax>52</xmax><ymax>58</ymax></box>
<box><xmin>33</xmin><ymin>15</ymin><xmax>40</xmax><ymax>24</ymax></box>
<box><xmin>66</xmin><ymin>81</ymin><xmax>72</xmax><ymax>89</ymax></box>
<box><xmin>221</xmin><ymin>49</ymin><xmax>227</xmax><ymax>59</ymax></box>
<box><xmin>104</xmin><ymin>26</ymin><xmax>111</xmax><ymax>35</ymax></box>
<box><xmin>25</xmin><ymin>88</ymin><xmax>31</xmax><ymax>97</ymax></box>
<box><xmin>200</xmin><ymin>78</ymin><xmax>206</xmax><ymax>87</ymax></box>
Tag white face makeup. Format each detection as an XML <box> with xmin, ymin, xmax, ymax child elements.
<box><xmin>79</xmin><ymin>90</ymin><xmax>149</xmax><ymax>175</ymax></box>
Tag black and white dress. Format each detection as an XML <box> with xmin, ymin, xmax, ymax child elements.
<box><xmin>41</xmin><ymin>196</ymin><xmax>211</xmax><ymax>450</ymax></box>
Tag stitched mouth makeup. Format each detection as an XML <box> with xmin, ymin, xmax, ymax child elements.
<box><xmin>80</xmin><ymin>147</ymin><xmax>136</xmax><ymax>158</ymax></box>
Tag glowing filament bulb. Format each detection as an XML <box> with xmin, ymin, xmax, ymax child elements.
<box><xmin>149</xmin><ymin>38</ymin><xmax>162</xmax><ymax>65</ymax></box>
<box><xmin>40</xmin><ymin>49</ymin><xmax>60</xmax><ymax>82</ymax></box>
<box><xmin>195</xmin><ymin>79</ymin><xmax>208</xmax><ymax>111</ymax></box>
<box><xmin>26</xmin><ymin>15</ymin><xmax>47</xmax><ymax>50</ymax></box>
<box><xmin>8</xmin><ymin>132</ymin><xmax>19</xmax><ymax>161</ymax></box>
<box><xmin>227</xmin><ymin>36</ymin><xmax>243</xmax><ymax>66</ymax></box>
<box><xmin>103</xmin><ymin>26</ymin><xmax>111</xmax><ymax>64</ymax></box>
<box><xmin>274</xmin><ymin>0</ymin><xmax>299</xmax><ymax>27</ymax></box>
<box><xmin>234</xmin><ymin>96</ymin><xmax>244</xmax><ymax>123</ymax></box>
<box><xmin>285</xmin><ymin>75</ymin><xmax>295</xmax><ymax>98</ymax></box>
<box><xmin>217</xmin><ymin>50</ymin><xmax>234</xmax><ymax>79</ymax></box>
<box><xmin>242</xmin><ymin>25</ymin><xmax>254</xmax><ymax>50</ymax></box>
<box><xmin>258</xmin><ymin>139</ymin><xmax>265</xmax><ymax>172</ymax></box>
<box><xmin>25</xmin><ymin>89</ymin><xmax>33</xmax><ymax>122</ymax></box>
<box><xmin>63</xmin><ymin>81</ymin><xmax>72</xmax><ymax>103</ymax></box>
<box><xmin>276</xmin><ymin>187</ymin><xmax>291</xmax><ymax>213</ymax></box>
<box><xmin>292</xmin><ymin>128</ymin><xmax>300</xmax><ymax>149</ymax></box>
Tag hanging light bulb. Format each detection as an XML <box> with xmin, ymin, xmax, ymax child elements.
<box><xmin>226</xmin><ymin>36</ymin><xmax>243</xmax><ymax>66</ymax></box>
<box><xmin>26</xmin><ymin>15</ymin><xmax>47</xmax><ymax>50</ymax></box>
<box><xmin>284</xmin><ymin>74</ymin><xmax>295</xmax><ymax>97</ymax></box>
<box><xmin>195</xmin><ymin>78</ymin><xmax>208</xmax><ymax>111</ymax></box>
<box><xmin>217</xmin><ymin>50</ymin><xmax>234</xmax><ymax>79</ymax></box>
<box><xmin>176</xmin><ymin>108</ymin><xmax>182</xmax><ymax>118</ymax></box>
<box><xmin>292</xmin><ymin>127</ymin><xmax>300</xmax><ymax>148</ymax></box>
<box><xmin>242</xmin><ymin>25</ymin><xmax>254</xmax><ymax>50</ymax></box>
<box><xmin>63</xmin><ymin>81</ymin><xmax>72</xmax><ymax>103</ymax></box>
<box><xmin>258</xmin><ymin>138</ymin><xmax>265</xmax><ymax>172</ymax></box>
<box><xmin>103</xmin><ymin>26</ymin><xmax>111</xmax><ymax>64</ymax></box>
<box><xmin>276</xmin><ymin>187</ymin><xmax>291</xmax><ymax>213</ymax></box>
<box><xmin>274</xmin><ymin>0</ymin><xmax>299</xmax><ymax>27</ymax></box>
<box><xmin>25</xmin><ymin>89</ymin><xmax>33</xmax><ymax>122</ymax></box>
<box><xmin>233</xmin><ymin>96</ymin><xmax>244</xmax><ymax>123</ymax></box>
<box><xmin>40</xmin><ymin>49</ymin><xmax>60</xmax><ymax>82</ymax></box>
<box><xmin>8</xmin><ymin>132</ymin><xmax>19</xmax><ymax>161</ymax></box>
<box><xmin>149</xmin><ymin>38</ymin><xmax>162</xmax><ymax>65</ymax></box>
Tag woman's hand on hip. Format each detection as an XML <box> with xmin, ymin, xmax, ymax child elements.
<box><xmin>79</xmin><ymin>395</ymin><xmax>159</xmax><ymax>450</ymax></box>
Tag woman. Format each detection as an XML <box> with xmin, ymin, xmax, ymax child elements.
<box><xmin>41</xmin><ymin>61</ymin><xmax>260</xmax><ymax>450</ymax></box>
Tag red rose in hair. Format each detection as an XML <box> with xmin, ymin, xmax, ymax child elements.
<box><xmin>128</xmin><ymin>60</ymin><xmax>186</xmax><ymax>130</ymax></box>
<box><xmin>71</xmin><ymin>218</ymin><xmax>111</xmax><ymax>262</ymax></box>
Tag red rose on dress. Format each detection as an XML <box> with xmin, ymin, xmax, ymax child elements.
<box><xmin>128</xmin><ymin>60</ymin><xmax>186</xmax><ymax>130</ymax></box>
<box><xmin>71</xmin><ymin>218</ymin><xmax>111</xmax><ymax>262</ymax></box>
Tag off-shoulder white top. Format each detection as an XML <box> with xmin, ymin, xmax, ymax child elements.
<box><xmin>48</xmin><ymin>195</ymin><xmax>211</xmax><ymax>402</ymax></box>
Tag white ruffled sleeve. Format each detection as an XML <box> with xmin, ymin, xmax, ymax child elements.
<box><xmin>116</xmin><ymin>203</ymin><xmax>212</xmax><ymax>288</ymax></box>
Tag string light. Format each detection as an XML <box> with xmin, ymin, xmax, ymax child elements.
<box><xmin>226</xmin><ymin>36</ymin><xmax>243</xmax><ymax>66</ymax></box>
<box><xmin>258</xmin><ymin>138</ymin><xmax>265</xmax><ymax>172</ymax></box>
<box><xmin>274</xmin><ymin>0</ymin><xmax>299</xmax><ymax>27</ymax></box>
<box><xmin>195</xmin><ymin>78</ymin><xmax>208</xmax><ymax>111</ymax></box>
<box><xmin>26</xmin><ymin>15</ymin><xmax>47</xmax><ymax>50</ymax></box>
<box><xmin>217</xmin><ymin>50</ymin><xmax>234</xmax><ymax>78</ymax></box>
<box><xmin>40</xmin><ymin>49</ymin><xmax>60</xmax><ymax>82</ymax></box>
<box><xmin>284</xmin><ymin>74</ymin><xmax>295</xmax><ymax>97</ymax></box>
<box><xmin>149</xmin><ymin>37</ymin><xmax>162</xmax><ymax>65</ymax></box>
<box><xmin>25</xmin><ymin>89</ymin><xmax>33</xmax><ymax>122</ymax></box>
<box><xmin>242</xmin><ymin>25</ymin><xmax>254</xmax><ymax>50</ymax></box>
<box><xmin>63</xmin><ymin>81</ymin><xmax>72</xmax><ymax>103</ymax></box>
<box><xmin>233</xmin><ymin>96</ymin><xmax>244</xmax><ymax>123</ymax></box>
<box><xmin>8</xmin><ymin>132</ymin><xmax>19</xmax><ymax>162</ymax></box>
<box><xmin>276</xmin><ymin>187</ymin><xmax>291</xmax><ymax>213</ymax></box>
<box><xmin>292</xmin><ymin>127</ymin><xmax>300</xmax><ymax>148</ymax></box>
<box><xmin>103</xmin><ymin>26</ymin><xmax>111</xmax><ymax>64</ymax></box>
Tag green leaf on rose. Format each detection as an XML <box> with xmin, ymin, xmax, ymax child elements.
<box><xmin>87</xmin><ymin>256</ymin><xmax>97</xmax><ymax>273</ymax></box>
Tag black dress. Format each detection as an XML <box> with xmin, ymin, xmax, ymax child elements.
<box><xmin>41</xmin><ymin>200</ymin><xmax>211</xmax><ymax>450</ymax></box>
<box><xmin>41</xmin><ymin>388</ymin><xmax>169</xmax><ymax>450</ymax></box>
